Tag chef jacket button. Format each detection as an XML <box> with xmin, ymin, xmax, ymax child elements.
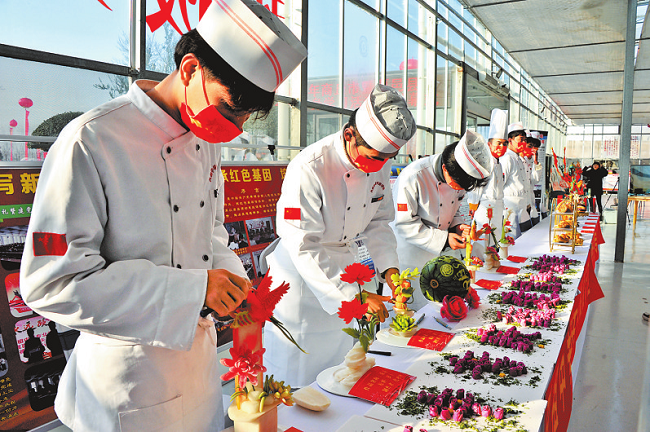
<box><xmin>346</xmin><ymin>173</ymin><xmax>350</xmax><ymax>178</ymax></box>
<box><xmin>367</xmin><ymin>173</ymin><xmax>369</xmax><ymax>177</ymax></box>
<box><xmin>202</xmin><ymin>254</ymin><xmax>209</xmax><ymax>261</ymax></box>
<box><xmin>363</xmin><ymin>204</ymin><xmax>366</xmax><ymax>208</ymax></box>
<box><xmin>173</xmin><ymin>205</ymin><xmax>179</xmax><ymax>212</ymax></box>
<box><xmin>196</xmin><ymin>144</ymin><xmax>200</xmax><ymax>151</ymax></box>
<box><xmin>200</xmin><ymin>201</ymin><xmax>205</xmax><ymax>208</ymax></box>
<box><xmin>440</xmin><ymin>203</ymin><xmax>443</xmax><ymax>206</ymax></box>
<box><xmin>347</xmin><ymin>207</ymin><xmax>350</xmax><ymax>210</ymax></box>
<box><xmin>451</xmin><ymin>201</ymin><xmax>454</xmax><ymax>204</ymax></box>
<box><xmin>343</xmin><ymin>236</ymin><xmax>347</xmax><ymax>240</ymax></box>
<box><xmin>176</xmin><ymin>264</ymin><xmax>182</xmax><ymax>269</ymax></box>
<box><xmin>166</xmin><ymin>147</ymin><xmax>172</xmax><ymax>154</ymax></box>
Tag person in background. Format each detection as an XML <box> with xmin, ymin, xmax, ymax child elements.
<box><xmin>264</xmin><ymin>84</ymin><xmax>415</xmax><ymax>388</ymax></box>
<box><xmin>501</xmin><ymin>122</ymin><xmax>530</xmax><ymax>237</ymax></box>
<box><xmin>467</xmin><ymin>109</ymin><xmax>508</xmax><ymax>246</ymax></box>
<box><xmin>582</xmin><ymin>161</ymin><xmax>609</xmax><ymax>218</ymax></box>
<box><xmin>19</xmin><ymin>1</ymin><xmax>307</xmax><ymax>430</ymax></box>
<box><xmin>523</xmin><ymin>132</ymin><xmax>544</xmax><ymax>226</ymax></box>
<box><xmin>392</xmin><ymin>130</ymin><xmax>492</xmax><ymax>310</ymax></box>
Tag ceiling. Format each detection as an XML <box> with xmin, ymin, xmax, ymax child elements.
<box><xmin>460</xmin><ymin>0</ymin><xmax>649</xmax><ymax>126</ymax></box>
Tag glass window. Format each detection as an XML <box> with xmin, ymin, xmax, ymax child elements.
<box><xmin>1</xmin><ymin>1</ymin><xmax>129</xmax><ymax>65</ymax></box>
<box><xmin>448</xmin><ymin>27</ymin><xmax>463</xmax><ymax>61</ymax></box>
<box><xmin>343</xmin><ymin>2</ymin><xmax>379</xmax><ymax>109</ymax></box>
<box><xmin>437</xmin><ymin>21</ymin><xmax>448</xmax><ymax>54</ymax></box>
<box><xmin>640</xmin><ymin>134</ymin><xmax>650</xmax><ymax>159</ymax></box>
<box><xmin>386</xmin><ymin>26</ymin><xmax>406</xmax><ymax>94</ymax></box>
<box><xmin>407</xmin><ymin>0</ymin><xmax>422</xmax><ymax>35</ymax></box>
<box><xmin>388</xmin><ymin>0</ymin><xmax>407</xmax><ymax>28</ymax></box>
<box><xmin>435</xmin><ymin>57</ymin><xmax>460</xmax><ymax>133</ymax></box>
<box><xmin>0</xmin><ymin>57</ymin><xmax>117</xmax><ymax>160</ymax></box>
<box><xmin>406</xmin><ymin>38</ymin><xmax>425</xmax><ymax>111</ymax></box>
<box><xmin>434</xmin><ymin>133</ymin><xmax>457</xmax><ymax>154</ymax></box>
<box><xmin>306</xmin><ymin>109</ymin><xmax>342</xmax><ymax>147</ymax></box>
<box><xmin>308</xmin><ymin>0</ymin><xmax>342</xmax><ymax>107</ymax></box>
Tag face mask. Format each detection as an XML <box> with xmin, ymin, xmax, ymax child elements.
<box><xmin>353</xmin><ymin>154</ymin><xmax>388</xmax><ymax>173</ymax></box>
<box><xmin>180</xmin><ymin>68</ymin><xmax>243</xmax><ymax>143</ymax></box>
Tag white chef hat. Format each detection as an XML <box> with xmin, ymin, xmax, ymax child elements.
<box><xmin>488</xmin><ymin>109</ymin><xmax>508</xmax><ymax>140</ymax></box>
<box><xmin>530</xmin><ymin>131</ymin><xmax>541</xmax><ymax>139</ymax></box>
<box><xmin>196</xmin><ymin>0</ymin><xmax>307</xmax><ymax>92</ymax></box>
<box><xmin>507</xmin><ymin>122</ymin><xmax>525</xmax><ymax>136</ymax></box>
<box><xmin>355</xmin><ymin>84</ymin><xmax>416</xmax><ymax>153</ymax></box>
<box><xmin>454</xmin><ymin>130</ymin><xmax>493</xmax><ymax>179</ymax></box>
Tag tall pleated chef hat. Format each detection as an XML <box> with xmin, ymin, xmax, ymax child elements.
<box><xmin>507</xmin><ymin>122</ymin><xmax>525</xmax><ymax>136</ymax></box>
<box><xmin>455</xmin><ymin>130</ymin><xmax>493</xmax><ymax>179</ymax></box>
<box><xmin>197</xmin><ymin>0</ymin><xmax>307</xmax><ymax>92</ymax></box>
<box><xmin>488</xmin><ymin>109</ymin><xmax>508</xmax><ymax>140</ymax></box>
<box><xmin>355</xmin><ymin>83</ymin><xmax>417</xmax><ymax>153</ymax></box>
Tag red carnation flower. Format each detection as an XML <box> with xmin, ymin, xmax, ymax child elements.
<box><xmin>465</xmin><ymin>288</ymin><xmax>481</xmax><ymax>310</ymax></box>
<box><xmin>337</xmin><ymin>298</ymin><xmax>369</xmax><ymax>324</ymax></box>
<box><xmin>340</xmin><ymin>263</ymin><xmax>375</xmax><ymax>286</ymax></box>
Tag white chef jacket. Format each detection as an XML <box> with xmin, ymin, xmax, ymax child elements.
<box><xmin>467</xmin><ymin>156</ymin><xmax>504</xmax><ymax>243</ymax></box>
<box><xmin>263</xmin><ymin>130</ymin><xmax>399</xmax><ymax>387</ymax></box>
<box><xmin>501</xmin><ymin>148</ymin><xmax>529</xmax><ymax>232</ymax></box>
<box><xmin>391</xmin><ymin>154</ymin><xmax>465</xmax><ymax>310</ymax></box>
<box><xmin>523</xmin><ymin>156</ymin><xmax>543</xmax><ymax>217</ymax></box>
<box><xmin>20</xmin><ymin>81</ymin><xmax>245</xmax><ymax>432</ymax></box>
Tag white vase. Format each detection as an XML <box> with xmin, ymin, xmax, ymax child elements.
<box><xmin>498</xmin><ymin>245</ymin><xmax>509</xmax><ymax>259</ymax></box>
<box><xmin>333</xmin><ymin>342</ymin><xmax>376</xmax><ymax>389</ymax></box>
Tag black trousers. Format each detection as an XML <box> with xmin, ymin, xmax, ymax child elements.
<box><xmin>590</xmin><ymin>194</ymin><xmax>603</xmax><ymax>213</ymax></box>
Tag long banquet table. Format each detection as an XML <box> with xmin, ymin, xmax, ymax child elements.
<box><xmin>249</xmin><ymin>213</ymin><xmax>605</xmax><ymax>432</ymax></box>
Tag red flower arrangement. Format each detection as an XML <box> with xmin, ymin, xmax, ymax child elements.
<box><xmin>221</xmin><ymin>346</ymin><xmax>266</xmax><ymax>387</ymax></box>
<box><xmin>337</xmin><ymin>263</ymin><xmax>378</xmax><ymax>352</ymax></box>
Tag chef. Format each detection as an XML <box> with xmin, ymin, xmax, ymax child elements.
<box><xmin>467</xmin><ymin>109</ymin><xmax>508</xmax><ymax>244</ymax></box>
<box><xmin>523</xmin><ymin>131</ymin><xmax>544</xmax><ymax>225</ymax></box>
<box><xmin>263</xmin><ymin>84</ymin><xmax>416</xmax><ymax>388</ymax></box>
<box><xmin>19</xmin><ymin>1</ymin><xmax>307</xmax><ymax>431</ymax></box>
<box><xmin>501</xmin><ymin>122</ymin><xmax>530</xmax><ymax>237</ymax></box>
<box><xmin>392</xmin><ymin>130</ymin><xmax>492</xmax><ymax>310</ymax></box>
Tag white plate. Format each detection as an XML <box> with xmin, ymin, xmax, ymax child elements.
<box><xmin>316</xmin><ymin>365</ymin><xmax>356</xmax><ymax>398</ymax></box>
<box><xmin>375</xmin><ymin>328</ymin><xmax>417</xmax><ymax>348</ymax></box>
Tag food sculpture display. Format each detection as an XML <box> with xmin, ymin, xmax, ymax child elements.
<box><xmin>391</xmin><ymin>268</ymin><xmax>420</xmax><ymax>316</ymax></box>
<box><xmin>221</xmin><ymin>273</ymin><xmax>306</xmax><ymax>432</ymax></box>
<box><xmin>334</xmin><ymin>263</ymin><xmax>379</xmax><ymax>390</ymax></box>
<box><xmin>550</xmin><ymin>194</ymin><xmax>585</xmax><ymax>252</ymax></box>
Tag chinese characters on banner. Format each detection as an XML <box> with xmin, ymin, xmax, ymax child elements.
<box><xmin>222</xmin><ymin>165</ymin><xmax>286</xmax><ymax>287</ymax></box>
<box><xmin>0</xmin><ymin>167</ymin><xmax>66</xmax><ymax>429</ymax></box>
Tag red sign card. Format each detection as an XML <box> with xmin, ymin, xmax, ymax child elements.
<box><xmin>506</xmin><ymin>255</ymin><xmax>527</xmax><ymax>263</ymax></box>
<box><xmin>475</xmin><ymin>279</ymin><xmax>502</xmax><ymax>290</ymax></box>
<box><xmin>284</xmin><ymin>428</ymin><xmax>304</xmax><ymax>432</ymax></box>
<box><xmin>348</xmin><ymin>366</ymin><xmax>416</xmax><ymax>406</ymax></box>
<box><xmin>496</xmin><ymin>265</ymin><xmax>520</xmax><ymax>275</ymax></box>
<box><xmin>407</xmin><ymin>328</ymin><xmax>455</xmax><ymax>351</ymax></box>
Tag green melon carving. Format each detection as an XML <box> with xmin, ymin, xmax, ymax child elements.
<box><xmin>419</xmin><ymin>255</ymin><xmax>471</xmax><ymax>302</ymax></box>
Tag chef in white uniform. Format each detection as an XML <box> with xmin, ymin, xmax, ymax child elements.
<box><xmin>263</xmin><ymin>84</ymin><xmax>416</xmax><ymax>388</ymax></box>
<box><xmin>392</xmin><ymin>131</ymin><xmax>493</xmax><ymax>310</ymax></box>
<box><xmin>467</xmin><ymin>109</ymin><xmax>508</xmax><ymax>244</ymax></box>
<box><xmin>19</xmin><ymin>1</ymin><xmax>307</xmax><ymax>431</ymax></box>
<box><xmin>524</xmin><ymin>132</ymin><xmax>544</xmax><ymax>225</ymax></box>
<box><xmin>501</xmin><ymin>122</ymin><xmax>530</xmax><ymax>238</ymax></box>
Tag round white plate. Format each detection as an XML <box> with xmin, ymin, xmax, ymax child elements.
<box><xmin>375</xmin><ymin>328</ymin><xmax>416</xmax><ymax>348</ymax></box>
<box><xmin>316</xmin><ymin>365</ymin><xmax>356</xmax><ymax>397</ymax></box>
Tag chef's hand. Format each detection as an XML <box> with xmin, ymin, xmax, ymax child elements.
<box><xmin>381</xmin><ymin>267</ymin><xmax>400</xmax><ymax>296</ymax></box>
<box><xmin>448</xmin><ymin>232</ymin><xmax>466</xmax><ymax>250</ymax></box>
<box><xmin>363</xmin><ymin>291</ymin><xmax>392</xmax><ymax>323</ymax></box>
<box><xmin>205</xmin><ymin>269</ymin><xmax>251</xmax><ymax>316</ymax></box>
<box><xmin>456</xmin><ymin>223</ymin><xmax>471</xmax><ymax>238</ymax></box>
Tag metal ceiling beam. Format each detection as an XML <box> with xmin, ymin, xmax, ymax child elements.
<box><xmin>615</xmin><ymin>0</ymin><xmax>637</xmax><ymax>263</ymax></box>
<box><xmin>509</xmin><ymin>40</ymin><xmax>626</xmax><ymax>54</ymax></box>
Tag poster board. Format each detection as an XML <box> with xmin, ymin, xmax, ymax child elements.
<box><xmin>0</xmin><ymin>164</ymin><xmax>64</xmax><ymax>430</ymax></box>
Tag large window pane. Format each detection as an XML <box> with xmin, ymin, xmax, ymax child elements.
<box><xmin>1</xmin><ymin>57</ymin><xmax>116</xmax><ymax>161</ymax></box>
<box><xmin>386</xmin><ymin>26</ymin><xmax>406</xmax><ymax>94</ymax></box>
<box><xmin>388</xmin><ymin>0</ymin><xmax>407</xmax><ymax>27</ymax></box>
<box><xmin>308</xmin><ymin>0</ymin><xmax>342</xmax><ymax>106</ymax></box>
<box><xmin>306</xmin><ymin>109</ymin><xmax>342</xmax><ymax>147</ymax></box>
<box><xmin>343</xmin><ymin>2</ymin><xmax>378</xmax><ymax>109</ymax></box>
<box><xmin>448</xmin><ymin>27</ymin><xmax>463</xmax><ymax>61</ymax></box>
<box><xmin>1</xmin><ymin>1</ymin><xmax>129</xmax><ymax>65</ymax></box>
<box><xmin>407</xmin><ymin>0</ymin><xmax>423</xmax><ymax>36</ymax></box>
<box><xmin>437</xmin><ymin>21</ymin><xmax>448</xmax><ymax>54</ymax></box>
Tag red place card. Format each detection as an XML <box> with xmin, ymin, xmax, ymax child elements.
<box><xmin>496</xmin><ymin>265</ymin><xmax>520</xmax><ymax>274</ymax></box>
<box><xmin>407</xmin><ymin>328</ymin><xmax>455</xmax><ymax>351</ymax></box>
<box><xmin>507</xmin><ymin>255</ymin><xmax>527</xmax><ymax>263</ymax></box>
<box><xmin>475</xmin><ymin>279</ymin><xmax>502</xmax><ymax>290</ymax></box>
<box><xmin>581</xmin><ymin>230</ymin><xmax>594</xmax><ymax>234</ymax></box>
<box><xmin>348</xmin><ymin>366</ymin><xmax>416</xmax><ymax>406</ymax></box>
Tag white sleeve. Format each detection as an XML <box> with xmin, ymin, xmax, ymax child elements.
<box><xmin>392</xmin><ymin>175</ymin><xmax>448</xmax><ymax>255</ymax></box>
<box><xmin>275</xmin><ymin>164</ymin><xmax>358</xmax><ymax>315</ymax></box>
<box><xmin>20</xmin><ymin>138</ymin><xmax>205</xmax><ymax>351</ymax></box>
<box><xmin>361</xmin><ymin>181</ymin><xmax>399</xmax><ymax>278</ymax></box>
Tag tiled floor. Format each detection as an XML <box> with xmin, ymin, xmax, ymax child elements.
<box><xmin>567</xmin><ymin>208</ymin><xmax>650</xmax><ymax>432</ymax></box>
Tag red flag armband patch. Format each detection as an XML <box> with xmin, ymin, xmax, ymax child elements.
<box><xmin>397</xmin><ymin>203</ymin><xmax>408</xmax><ymax>212</ymax></box>
<box><xmin>284</xmin><ymin>208</ymin><xmax>301</xmax><ymax>220</ymax></box>
<box><xmin>33</xmin><ymin>232</ymin><xmax>68</xmax><ymax>256</ymax></box>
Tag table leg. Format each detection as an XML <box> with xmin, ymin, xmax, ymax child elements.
<box><xmin>634</xmin><ymin>200</ymin><xmax>639</xmax><ymax>233</ymax></box>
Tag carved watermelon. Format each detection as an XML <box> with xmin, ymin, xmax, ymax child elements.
<box><xmin>419</xmin><ymin>255</ymin><xmax>471</xmax><ymax>302</ymax></box>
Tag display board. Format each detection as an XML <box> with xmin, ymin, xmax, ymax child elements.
<box><xmin>0</xmin><ymin>165</ymin><xmax>63</xmax><ymax>430</ymax></box>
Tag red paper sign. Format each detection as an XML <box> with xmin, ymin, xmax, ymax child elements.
<box><xmin>496</xmin><ymin>265</ymin><xmax>520</xmax><ymax>275</ymax></box>
<box><xmin>406</xmin><ymin>328</ymin><xmax>455</xmax><ymax>351</ymax></box>
<box><xmin>284</xmin><ymin>428</ymin><xmax>305</xmax><ymax>432</ymax></box>
<box><xmin>348</xmin><ymin>366</ymin><xmax>416</xmax><ymax>406</ymax></box>
<box><xmin>506</xmin><ymin>255</ymin><xmax>527</xmax><ymax>263</ymax></box>
<box><xmin>474</xmin><ymin>279</ymin><xmax>502</xmax><ymax>290</ymax></box>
